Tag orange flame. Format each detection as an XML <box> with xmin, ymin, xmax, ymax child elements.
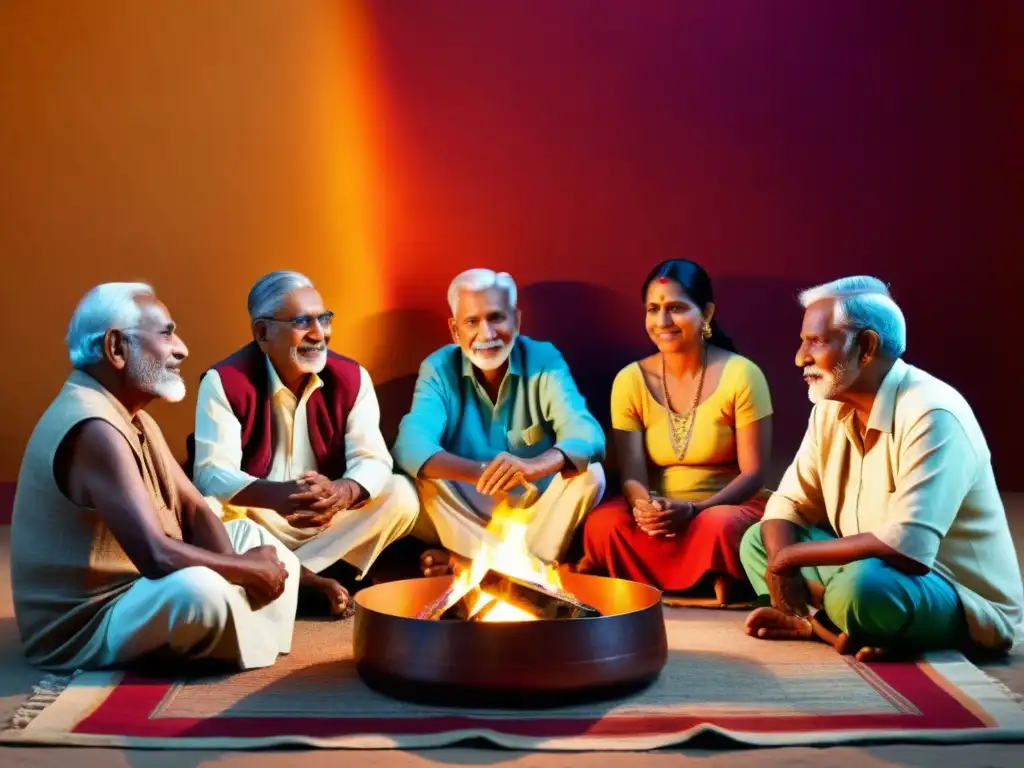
<box><xmin>450</xmin><ymin>483</ymin><xmax>563</xmax><ymax>622</ymax></box>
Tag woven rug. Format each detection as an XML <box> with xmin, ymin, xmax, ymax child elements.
<box><xmin>3</xmin><ymin>610</ymin><xmax>1023</xmax><ymax>750</ymax></box>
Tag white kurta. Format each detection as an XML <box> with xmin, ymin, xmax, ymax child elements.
<box><xmin>191</xmin><ymin>356</ymin><xmax>418</xmax><ymax>576</ymax></box>
<box><xmin>89</xmin><ymin>519</ymin><xmax>299</xmax><ymax>670</ymax></box>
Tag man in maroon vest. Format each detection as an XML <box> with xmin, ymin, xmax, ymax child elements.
<box><xmin>190</xmin><ymin>271</ymin><xmax>419</xmax><ymax>616</ymax></box>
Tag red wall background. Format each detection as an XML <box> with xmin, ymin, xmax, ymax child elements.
<box><xmin>365</xmin><ymin>0</ymin><xmax>1024</xmax><ymax>486</ymax></box>
<box><xmin>0</xmin><ymin>1</ymin><xmax>1021</xmax><ymax>519</ymax></box>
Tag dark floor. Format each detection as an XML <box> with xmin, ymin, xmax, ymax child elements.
<box><xmin>2</xmin><ymin>496</ymin><xmax>1023</xmax><ymax>767</ymax></box>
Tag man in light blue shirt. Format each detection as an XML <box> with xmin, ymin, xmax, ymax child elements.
<box><xmin>394</xmin><ymin>269</ymin><xmax>606</xmax><ymax>576</ymax></box>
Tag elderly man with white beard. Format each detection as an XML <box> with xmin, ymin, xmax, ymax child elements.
<box><xmin>190</xmin><ymin>271</ymin><xmax>418</xmax><ymax>617</ymax></box>
<box><xmin>11</xmin><ymin>283</ymin><xmax>299</xmax><ymax>672</ymax></box>
<box><xmin>394</xmin><ymin>268</ymin><xmax>606</xmax><ymax>576</ymax></box>
<box><xmin>739</xmin><ymin>276</ymin><xmax>1022</xmax><ymax>660</ymax></box>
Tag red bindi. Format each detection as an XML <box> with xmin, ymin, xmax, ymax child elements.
<box><xmin>657</xmin><ymin>277</ymin><xmax>669</xmax><ymax>284</ymax></box>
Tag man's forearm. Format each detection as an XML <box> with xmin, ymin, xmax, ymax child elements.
<box><xmin>419</xmin><ymin>451</ymin><xmax>485</xmax><ymax>484</ymax></box>
<box><xmin>144</xmin><ymin>538</ymin><xmax>250</xmax><ymax>584</ymax></box>
<box><xmin>776</xmin><ymin>533</ymin><xmax>928</xmax><ymax>575</ymax></box>
<box><xmin>761</xmin><ymin>518</ymin><xmax>802</xmax><ymax>563</ymax></box>
<box><xmin>183</xmin><ymin>502</ymin><xmax>235</xmax><ymax>555</ymax></box>
<box><xmin>229</xmin><ymin>479</ymin><xmax>302</xmax><ymax>515</ymax></box>
<box><xmin>533</xmin><ymin>449</ymin><xmax>567</xmax><ymax>478</ymax></box>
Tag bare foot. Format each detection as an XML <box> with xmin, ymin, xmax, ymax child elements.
<box><xmin>420</xmin><ymin>549</ymin><xmax>454</xmax><ymax>577</ymax></box>
<box><xmin>745</xmin><ymin>606</ymin><xmax>814</xmax><ymax>640</ymax></box>
<box><xmin>835</xmin><ymin>632</ymin><xmax>892</xmax><ymax>662</ymax></box>
<box><xmin>300</xmin><ymin>569</ymin><xmax>353</xmax><ymax>619</ymax></box>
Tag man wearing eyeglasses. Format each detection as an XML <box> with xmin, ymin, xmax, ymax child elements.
<box><xmin>189</xmin><ymin>271</ymin><xmax>419</xmax><ymax>617</ymax></box>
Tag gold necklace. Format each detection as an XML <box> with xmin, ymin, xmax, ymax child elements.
<box><xmin>661</xmin><ymin>347</ymin><xmax>707</xmax><ymax>461</ymax></box>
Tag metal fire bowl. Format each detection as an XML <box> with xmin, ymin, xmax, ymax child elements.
<box><xmin>353</xmin><ymin>573</ymin><xmax>668</xmax><ymax>707</ymax></box>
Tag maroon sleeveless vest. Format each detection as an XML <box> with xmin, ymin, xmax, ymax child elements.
<box><xmin>187</xmin><ymin>342</ymin><xmax>361</xmax><ymax>480</ymax></box>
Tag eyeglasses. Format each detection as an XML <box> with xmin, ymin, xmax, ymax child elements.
<box><xmin>256</xmin><ymin>311</ymin><xmax>334</xmax><ymax>331</ymax></box>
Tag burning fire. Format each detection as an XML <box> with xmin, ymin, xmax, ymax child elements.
<box><xmin>451</xmin><ymin>497</ymin><xmax>564</xmax><ymax>623</ymax></box>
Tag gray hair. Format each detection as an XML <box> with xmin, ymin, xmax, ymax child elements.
<box><xmin>247</xmin><ymin>270</ymin><xmax>314</xmax><ymax>322</ymax></box>
<box><xmin>799</xmin><ymin>275</ymin><xmax>907</xmax><ymax>358</ymax></box>
<box><xmin>66</xmin><ymin>282</ymin><xmax>156</xmax><ymax>368</ymax></box>
<box><xmin>447</xmin><ymin>268</ymin><xmax>518</xmax><ymax>316</ymax></box>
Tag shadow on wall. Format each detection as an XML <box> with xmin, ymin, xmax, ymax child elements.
<box><xmin>359</xmin><ymin>276</ymin><xmax>811</xmax><ymax>488</ymax></box>
<box><xmin>520</xmin><ymin>276</ymin><xmax>811</xmax><ymax>486</ymax></box>
<box><xmin>343</xmin><ymin>308</ymin><xmax>452</xmax><ymax>446</ymax></box>
<box><xmin>712</xmin><ymin>275</ymin><xmax>810</xmax><ymax>484</ymax></box>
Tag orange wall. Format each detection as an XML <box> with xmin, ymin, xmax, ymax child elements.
<box><xmin>1</xmin><ymin>1</ymin><xmax>1022</xmax><ymax>488</ymax></box>
<box><xmin>0</xmin><ymin>0</ymin><xmax>397</xmax><ymax>478</ymax></box>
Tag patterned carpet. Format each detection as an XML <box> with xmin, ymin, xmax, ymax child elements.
<box><xmin>4</xmin><ymin>611</ymin><xmax>1023</xmax><ymax>750</ymax></box>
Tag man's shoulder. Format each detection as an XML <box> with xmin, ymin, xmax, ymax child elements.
<box><xmin>209</xmin><ymin>342</ymin><xmax>263</xmax><ymax>383</ymax></box>
<box><xmin>20</xmin><ymin>375</ymin><xmax>136</xmax><ymax>468</ymax></box>
<box><xmin>897</xmin><ymin>364</ymin><xmax>983</xmax><ymax>438</ymax></box>
<box><xmin>323</xmin><ymin>350</ymin><xmax>363</xmax><ymax>385</ymax></box>
<box><xmin>896</xmin><ymin>363</ymin><xmax>979</xmax><ymax>430</ymax></box>
<box><xmin>420</xmin><ymin>344</ymin><xmax>461</xmax><ymax>377</ymax></box>
<box><xmin>518</xmin><ymin>336</ymin><xmax>567</xmax><ymax>369</ymax></box>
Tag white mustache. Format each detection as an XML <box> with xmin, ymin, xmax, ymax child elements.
<box><xmin>473</xmin><ymin>339</ymin><xmax>504</xmax><ymax>351</ymax></box>
<box><xmin>298</xmin><ymin>345</ymin><xmax>326</xmax><ymax>353</ymax></box>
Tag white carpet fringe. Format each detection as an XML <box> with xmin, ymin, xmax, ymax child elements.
<box><xmin>3</xmin><ymin>672</ymin><xmax>77</xmax><ymax>731</ymax></box>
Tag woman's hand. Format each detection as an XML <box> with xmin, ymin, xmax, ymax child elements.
<box><xmin>632</xmin><ymin>496</ymin><xmax>695</xmax><ymax>537</ymax></box>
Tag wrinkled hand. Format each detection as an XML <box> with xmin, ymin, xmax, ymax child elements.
<box><xmin>765</xmin><ymin>550</ymin><xmax>811</xmax><ymax>617</ymax></box>
<box><xmin>477</xmin><ymin>453</ymin><xmax>545</xmax><ymax>496</ymax></box>
<box><xmin>286</xmin><ymin>473</ymin><xmax>360</xmax><ymax>528</ymax></box>
<box><xmin>236</xmin><ymin>545</ymin><xmax>289</xmax><ymax>609</ymax></box>
<box><xmin>632</xmin><ymin>496</ymin><xmax>695</xmax><ymax>537</ymax></box>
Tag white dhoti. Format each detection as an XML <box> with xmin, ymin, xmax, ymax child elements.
<box><xmin>412</xmin><ymin>464</ymin><xmax>606</xmax><ymax>563</ymax></box>
<box><xmin>86</xmin><ymin>518</ymin><xmax>300</xmax><ymax>671</ymax></box>
<box><xmin>207</xmin><ymin>474</ymin><xmax>420</xmax><ymax>577</ymax></box>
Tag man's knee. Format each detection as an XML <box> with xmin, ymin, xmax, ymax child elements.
<box><xmin>824</xmin><ymin>559</ymin><xmax>909</xmax><ymax>641</ymax></box>
<box><xmin>563</xmin><ymin>463</ymin><xmax>606</xmax><ymax>508</ymax></box>
<box><xmin>739</xmin><ymin>521</ymin><xmax>767</xmax><ymax>565</ymax></box>
<box><xmin>379</xmin><ymin>474</ymin><xmax>421</xmax><ymax>532</ymax></box>
<box><xmin>160</xmin><ymin>567</ymin><xmax>235</xmax><ymax>631</ymax></box>
<box><xmin>225</xmin><ymin>519</ymin><xmax>300</xmax><ymax>577</ymax></box>
<box><xmin>225</xmin><ymin>518</ymin><xmax>273</xmax><ymax>551</ymax></box>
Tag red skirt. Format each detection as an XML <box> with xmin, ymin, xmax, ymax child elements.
<box><xmin>579</xmin><ymin>496</ymin><xmax>766</xmax><ymax>592</ymax></box>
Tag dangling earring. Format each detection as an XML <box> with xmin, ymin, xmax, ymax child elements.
<box><xmin>701</xmin><ymin>322</ymin><xmax>712</xmax><ymax>340</ymax></box>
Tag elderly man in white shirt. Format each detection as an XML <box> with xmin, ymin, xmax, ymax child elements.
<box><xmin>740</xmin><ymin>276</ymin><xmax>1022</xmax><ymax>660</ymax></box>
<box><xmin>189</xmin><ymin>271</ymin><xmax>419</xmax><ymax>617</ymax></box>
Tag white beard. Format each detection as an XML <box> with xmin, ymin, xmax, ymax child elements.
<box><xmin>467</xmin><ymin>334</ymin><xmax>516</xmax><ymax>371</ymax></box>
<box><xmin>126</xmin><ymin>341</ymin><xmax>187</xmax><ymax>403</ymax></box>
<box><xmin>805</xmin><ymin>342</ymin><xmax>859</xmax><ymax>404</ymax></box>
<box><xmin>291</xmin><ymin>345</ymin><xmax>327</xmax><ymax>374</ymax></box>
<box><xmin>805</xmin><ymin>364</ymin><xmax>847</xmax><ymax>404</ymax></box>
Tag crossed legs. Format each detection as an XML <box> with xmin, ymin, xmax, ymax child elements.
<box><xmin>739</xmin><ymin>522</ymin><xmax>967</xmax><ymax>660</ymax></box>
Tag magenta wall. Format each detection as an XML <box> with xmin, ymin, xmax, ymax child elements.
<box><xmin>366</xmin><ymin>0</ymin><xmax>1024</xmax><ymax>487</ymax></box>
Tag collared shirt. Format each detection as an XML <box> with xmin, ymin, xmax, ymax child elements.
<box><xmin>392</xmin><ymin>336</ymin><xmax>605</xmax><ymax>496</ymax></box>
<box><xmin>764</xmin><ymin>358</ymin><xmax>1023</xmax><ymax>650</ymax></box>
<box><xmin>192</xmin><ymin>355</ymin><xmax>393</xmax><ymax>501</ymax></box>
